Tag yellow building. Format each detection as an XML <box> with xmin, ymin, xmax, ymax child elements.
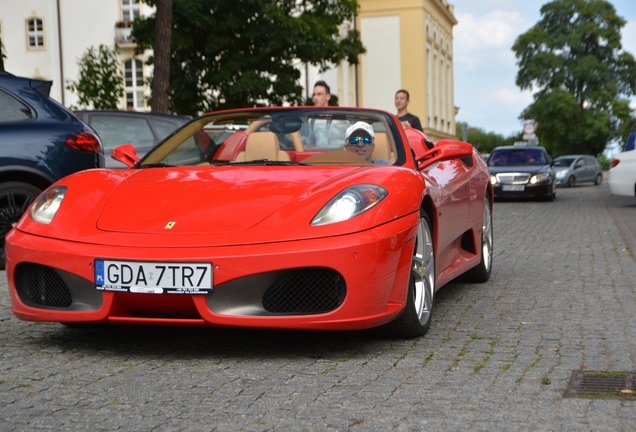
<box><xmin>355</xmin><ymin>0</ymin><xmax>457</xmax><ymax>141</ymax></box>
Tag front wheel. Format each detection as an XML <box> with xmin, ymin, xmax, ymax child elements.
<box><xmin>567</xmin><ymin>176</ymin><xmax>575</xmax><ymax>187</ymax></box>
<box><xmin>386</xmin><ymin>212</ymin><xmax>435</xmax><ymax>338</ymax></box>
<box><xmin>0</xmin><ymin>182</ymin><xmax>42</xmax><ymax>270</ymax></box>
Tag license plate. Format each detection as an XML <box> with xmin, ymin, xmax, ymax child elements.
<box><xmin>502</xmin><ymin>185</ymin><xmax>525</xmax><ymax>192</ymax></box>
<box><xmin>95</xmin><ymin>260</ymin><xmax>213</xmax><ymax>294</ymax></box>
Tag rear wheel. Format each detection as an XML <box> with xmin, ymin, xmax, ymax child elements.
<box><xmin>594</xmin><ymin>173</ymin><xmax>603</xmax><ymax>185</ymax></box>
<box><xmin>463</xmin><ymin>194</ymin><xmax>493</xmax><ymax>283</ymax></box>
<box><xmin>0</xmin><ymin>182</ymin><xmax>41</xmax><ymax>270</ymax></box>
<box><xmin>386</xmin><ymin>212</ymin><xmax>435</xmax><ymax>338</ymax></box>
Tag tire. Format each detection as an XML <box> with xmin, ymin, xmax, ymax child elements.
<box><xmin>566</xmin><ymin>176</ymin><xmax>575</xmax><ymax>187</ymax></box>
<box><xmin>545</xmin><ymin>183</ymin><xmax>556</xmax><ymax>201</ymax></box>
<box><xmin>594</xmin><ymin>173</ymin><xmax>603</xmax><ymax>186</ymax></box>
<box><xmin>0</xmin><ymin>182</ymin><xmax>42</xmax><ymax>270</ymax></box>
<box><xmin>386</xmin><ymin>212</ymin><xmax>435</xmax><ymax>339</ymax></box>
<box><xmin>463</xmin><ymin>194</ymin><xmax>493</xmax><ymax>283</ymax></box>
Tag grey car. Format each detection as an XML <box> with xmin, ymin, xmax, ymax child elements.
<box><xmin>554</xmin><ymin>155</ymin><xmax>603</xmax><ymax>187</ymax></box>
<box><xmin>74</xmin><ymin>110</ymin><xmax>190</xmax><ymax>168</ymax></box>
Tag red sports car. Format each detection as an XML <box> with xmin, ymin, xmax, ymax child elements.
<box><xmin>6</xmin><ymin>107</ymin><xmax>493</xmax><ymax>338</ymax></box>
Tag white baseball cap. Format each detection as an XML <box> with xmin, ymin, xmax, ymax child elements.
<box><xmin>345</xmin><ymin>121</ymin><xmax>375</xmax><ymax>140</ymax></box>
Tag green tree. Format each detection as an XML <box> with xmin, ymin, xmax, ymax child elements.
<box><xmin>134</xmin><ymin>0</ymin><xmax>364</xmax><ymax>116</ymax></box>
<box><xmin>67</xmin><ymin>44</ymin><xmax>124</xmax><ymax>110</ymax></box>
<box><xmin>455</xmin><ymin>122</ymin><xmax>517</xmax><ymax>153</ymax></box>
<box><xmin>512</xmin><ymin>0</ymin><xmax>636</xmax><ymax>157</ymax></box>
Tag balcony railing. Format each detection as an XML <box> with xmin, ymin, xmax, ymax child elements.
<box><xmin>115</xmin><ymin>21</ymin><xmax>135</xmax><ymax>45</ymax></box>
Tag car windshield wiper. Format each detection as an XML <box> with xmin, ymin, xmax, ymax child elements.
<box><xmin>212</xmin><ymin>159</ymin><xmax>308</xmax><ymax>166</ymax></box>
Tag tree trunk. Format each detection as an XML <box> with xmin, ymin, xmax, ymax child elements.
<box><xmin>151</xmin><ymin>0</ymin><xmax>173</xmax><ymax>113</ymax></box>
<box><xmin>0</xmin><ymin>35</ymin><xmax>6</xmax><ymax>72</ymax></box>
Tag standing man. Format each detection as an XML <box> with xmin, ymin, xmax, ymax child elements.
<box><xmin>312</xmin><ymin>80</ymin><xmax>331</xmax><ymax>107</ymax></box>
<box><xmin>394</xmin><ymin>89</ymin><xmax>423</xmax><ymax>131</ymax></box>
<box><xmin>308</xmin><ymin>80</ymin><xmax>333</xmax><ymax>146</ymax></box>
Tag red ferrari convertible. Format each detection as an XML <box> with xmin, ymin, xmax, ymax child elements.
<box><xmin>6</xmin><ymin>107</ymin><xmax>493</xmax><ymax>338</ymax></box>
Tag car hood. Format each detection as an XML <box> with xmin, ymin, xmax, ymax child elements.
<box><xmin>96</xmin><ymin>167</ymin><xmax>337</xmax><ymax>234</ymax></box>
<box><xmin>21</xmin><ymin>166</ymin><xmax>423</xmax><ymax>247</ymax></box>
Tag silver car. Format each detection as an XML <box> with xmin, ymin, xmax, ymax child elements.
<box><xmin>554</xmin><ymin>155</ymin><xmax>603</xmax><ymax>187</ymax></box>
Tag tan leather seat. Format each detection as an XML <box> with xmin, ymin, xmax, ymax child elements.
<box><xmin>372</xmin><ymin>132</ymin><xmax>395</xmax><ymax>163</ymax></box>
<box><xmin>234</xmin><ymin>131</ymin><xmax>290</xmax><ymax>162</ymax></box>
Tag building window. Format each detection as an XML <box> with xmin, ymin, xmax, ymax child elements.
<box><xmin>440</xmin><ymin>57</ymin><xmax>445</xmax><ymax>130</ymax></box>
<box><xmin>121</xmin><ymin>0</ymin><xmax>140</xmax><ymax>22</ymax></box>
<box><xmin>447</xmin><ymin>61</ymin><xmax>452</xmax><ymax>132</ymax></box>
<box><xmin>124</xmin><ymin>58</ymin><xmax>144</xmax><ymax>109</ymax></box>
<box><xmin>26</xmin><ymin>18</ymin><xmax>44</xmax><ymax>49</ymax></box>
<box><xmin>426</xmin><ymin>44</ymin><xmax>432</xmax><ymax>128</ymax></box>
<box><xmin>434</xmin><ymin>49</ymin><xmax>438</xmax><ymax>128</ymax></box>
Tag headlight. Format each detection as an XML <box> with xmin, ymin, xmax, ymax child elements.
<box><xmin>30</xmin><ymin>186</ymin><xmax>67</xmax><ymax>224</ymax></box>
<box><xmin>530</xmin><ymin>172</ymin><xmax>551</xmax><ymax>184</ymax></box>
<box><xmin>490</xmin><ymin>175</ymin><xmax>498</xmax><ymax>185</ymax></box>
<box><xmin>555</xmin><ymin>170</ymin><xmax>566</xmax><ymax>179</ymax></box>
<box><xmin>311</xmin><ymin>185</ymin><xmax>388</xmax><ymax>226</ymax></box>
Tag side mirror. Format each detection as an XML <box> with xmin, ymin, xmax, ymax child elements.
<box><xmin>415</xmin><ymin>140</ymin><xmax>474</xmax><ymax>171</ymax></box>
<box><xmin>111</xmin><ymin>144</ymin><xmax>140</xmax><ymax>168</ymax></box>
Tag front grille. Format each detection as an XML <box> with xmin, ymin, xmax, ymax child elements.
<box><xmin>496</xmin><ymin>172</ymin><xmax>530</xmax><ymax>184</ymax></box>
<box><xmin>262</xmin><ymin>268</ymin><xmax>346</xmax><ymax>314</ymax></box>
<box><xmin>14</xmin><ymin>263</ymin><xmax>72</xmax><ymax>308</ymax></box>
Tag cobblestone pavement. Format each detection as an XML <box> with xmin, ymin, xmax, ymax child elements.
<box><xmin>1</xmin><ymin>182</ymin><xmax>635</xmax><ymax>431</ymax></box>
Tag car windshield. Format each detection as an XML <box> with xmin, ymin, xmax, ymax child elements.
<box><xmin>554</xmin><ymin>157</ymin><xmax>574</xmax><ymax>167</ymax></box>
<box><xmin>137</xmin><ymin>108</ymin><xmax>401</xmax><ymax>167</ymax></box>
<box><xmin>488</xmin><ymin>148</ymin><xmax>547</xmax><ymax>166</ymax></box>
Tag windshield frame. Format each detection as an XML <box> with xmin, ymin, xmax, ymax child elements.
<box><xmin>137</xmin><ymin>107</ymin><xmax>405</xmax><ymax>168</ymax></box>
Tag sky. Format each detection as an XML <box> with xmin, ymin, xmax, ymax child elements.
<box><xmin>451</xmin><ymin>0</ymin><xmax>636</xmax><ymax>139</ymax></box>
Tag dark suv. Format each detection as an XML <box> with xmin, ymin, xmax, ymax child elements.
<box><xmin>0</xmin><ymin>72</ymin><xmax>104</xmax><ymax>268</ymax></box>
<box><xmin>487</xmin><ymin>145</ymin><xmax>556</xmax><ymax>201</ymax></box>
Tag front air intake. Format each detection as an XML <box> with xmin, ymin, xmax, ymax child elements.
<box><xmin>262</xmin><ymin>268</ymin><xmax>346</xmax><ymax>314</ymax></box>
<box><xmin>14</xmin><ymin>263</ymin><xmax>72</xmax><ymax>308</ymax></box>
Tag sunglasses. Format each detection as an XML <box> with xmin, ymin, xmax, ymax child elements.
<box><xmin>347</xmin><ymin>136</ymin><xmax>373</xmax><ymax>145</ymax></box>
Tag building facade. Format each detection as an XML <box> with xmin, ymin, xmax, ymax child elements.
<box><xmin>358</xmin><ymin>0</ymin><xmax>457</xmax><ymax>141</ymax></box>
<box><xmin>1</xmin><ymin>0</ymin><xmax>457</xmax><ymax>140</ymax></box>
<box><xmin>0</xmin><ymin>0</ymin><xmax>153</xmax><ymax>110</ymax></box>
<box><xmin>303</xmin><ymin>0</ymin><xmax>457</xmax><ymax>141</ymax></box>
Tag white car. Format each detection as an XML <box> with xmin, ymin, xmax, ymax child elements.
<box><xmin>609</xmin><ymin>150</ymin><xmax>636</xmax><ymax>197</ymax></box>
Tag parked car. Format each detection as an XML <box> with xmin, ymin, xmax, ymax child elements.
<box><xmin>6</xmin><ymin>106</ymin><xmax>494</xmax><ymax>338</ymax></box>
<box><xmin>609</xmin><ymin>149</ymin><xmax>636</xmax><ymax>197</ymax></box>
<box><xmin>0</xmin><ymin>72</ymin><xmax>103</xmax><ymax>269</ymax></box>
<box><xmin>487</xmin><ymin>145</ymin><xmax>556</xmax><ymax>200</ymax></box>
<box><xmin>74</xmin><ymin>110</ymin><xmax>190</xmax><ymax>168</ymax></box>
<box><xmin>553</xmin><ymin>155</ymin><xmax>603</xmax><ymax>187</ymax></box>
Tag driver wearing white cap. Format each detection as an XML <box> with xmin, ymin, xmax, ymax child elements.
<box><xmin>344</xmin><ymin>122</ymin><xmax>389</xmax><ymax>164</ymax></box>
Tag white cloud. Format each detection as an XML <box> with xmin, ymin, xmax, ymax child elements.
<box><xmin>454</xmin><ymin>11</ymin><xmax>530</xmax><ymax>71</ymax></box>
<box><xmin>492</xmin><ymin>87</ymin><xmax>533</xmax><ymax>106</ymax></box>
<box><xmin>622</xmin><ymin>19</ymin><xmax>636</xmax><ymax>55</ymax></box>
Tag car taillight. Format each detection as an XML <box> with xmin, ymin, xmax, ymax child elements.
<box><xmin>65</xmin><ymin>130</ymin><xmax>102</xmax><ymax>153</ymax></box>
<box><xmin>610</xmin><ymin>159</ymin><xmax>620</xmax><ymax>168</ymax></box>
